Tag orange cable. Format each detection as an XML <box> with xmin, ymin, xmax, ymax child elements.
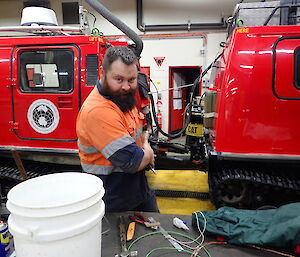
<box><xmin>248</xmin><ymin>244</ymin><xmax>295</xmax><ymax>257</ymax></box>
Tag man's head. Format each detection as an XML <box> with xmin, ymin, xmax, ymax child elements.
<box><xmin>101</xmin><ymin>46</ymin><xmax>138</xmax><ymax>112</ymax></box>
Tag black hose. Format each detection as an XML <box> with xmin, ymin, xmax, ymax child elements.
<box><xmin>85</xmin><ymin>0</ymin><xmax>143</xmax><ymax>57</ymax></box>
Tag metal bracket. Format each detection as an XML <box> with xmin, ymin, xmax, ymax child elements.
<box><xmin>11</xmin><ymin>149</ymin><xmax>28</xmax><ymax>180</ymax></box>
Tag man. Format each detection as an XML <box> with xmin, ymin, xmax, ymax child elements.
<box><xmin>76</xmin><ymin>46</ymin><xmax>158</xmax><ymax>212</ymax></box>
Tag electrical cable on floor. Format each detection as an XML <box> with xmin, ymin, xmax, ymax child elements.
<box><xmin>193</xmin><ymin>241</ymin><xmax>296</xmax><ymax>257</ymax></box>
<box><xmin>136</xmin><ymin>212</ymin><xmax>208</xmax><ymax>253</ymax></box>
<box><xmin>191</xmin><ymin>238</ymin><xmax>296</xmax><ymax>257</ymax></box>
<box><xmin>159</xmin><ymin>218</ymin><xmax>205</xmax><ymax>250</ymax></box>
<box><xmin>128</xmin><ymin>230</ymin><xmax>199</xmax><ymax>250</ymax></box>
<box><xmin>145</xmin><ymin>247</ymin><xmax>202</xmax><ymax>257</ymax></box>
<box><xmin>127</xmin><ymin>229</ymin><xmax>212</xmax><ymax>257</ymax></box>
<box><xmin>192</xmin><ymin>242</ymin><xmax>227</xmax><ymax>257</ymax></box>
<box><xmin>191</xmin><ymin>211</ymin><xmax>207</xmax><ymax>256</ymax></box>
<box><xmin>126</xmin><ymin>210</ymin><xmax>209</xmax><ymax>256</ymax></box>
<box><xmin>248</xmin><ymin>245</ymin><xmax>296</xmax><ymax>257</ymax></box>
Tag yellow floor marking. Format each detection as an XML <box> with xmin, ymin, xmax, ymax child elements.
<box><xmin>146</xmin><ymin>169</ymin><xmax>209</xmax><ymax>192</ymax></box>
<box><xmin>146</xmin><ymin>170</ymin><xmax>216</xmax><ymax>215</ymax></box>
<box><xmin>156</xmin><ymin>197</ymin><xmax>215</xmax><ymax>215</ymax></box>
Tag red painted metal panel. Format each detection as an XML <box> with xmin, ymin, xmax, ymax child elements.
<box><xmin>0</xmin><ymin>35</ymin><xmax>109</xmax><ymax>151</ymax></box>
<box><xmin>213</xmin><ymin>27</ymin><xmax>300</xmax><ymax>156</ymax></box>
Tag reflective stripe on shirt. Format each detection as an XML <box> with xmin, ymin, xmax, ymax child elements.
<box><xmin>81</xmin><ymin>163</ymin><xmax>124</xmax><ymax>175</ymax></box>
<box><xmin>133</xmin><ymin>126</ymin><xmax>143</xmax><ymax>141</ymax></box>
<box><xmin>102</xmin><ymin>135</ymin><xmax>135</xmax><ymax>159</ymax></box>
<box><xmin>78</xmin><ymin>139</ymin><xmax>99</xmax><ymax>153</ymax></box>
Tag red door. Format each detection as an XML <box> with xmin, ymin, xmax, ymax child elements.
<box><xmin>170</xmin><ymin>70</ymin><xmax>187</xmax><ymax>132</ymax></box>
<box><xmin>272</xmin><ymin>37</ymin><xmax>300</xmax><ymax>152</ymax></box>
<box><xmin>169</xmin><ymin>67</ymin><xmax>201</xmax><ymax>133</ymax></box>
<box><xmin>11</xmin><ymin>46</ymin><xmax>80</xmax><ymax>141</ymax></box>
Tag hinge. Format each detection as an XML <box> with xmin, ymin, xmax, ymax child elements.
<box><xmin>9</xmin><ymin>121</ymin><xmax>19</xmax><ymax>130</ymax></box>
<box><xmin>6</xmin><ymin>78</ymin><xmax>17</xmax><ymax>87</ymax></box>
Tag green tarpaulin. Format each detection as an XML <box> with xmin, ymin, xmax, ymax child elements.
<box><xmin>192</xmin><ymin>202</ymin><xmax>300</xmax><ymax>248</ymax></box>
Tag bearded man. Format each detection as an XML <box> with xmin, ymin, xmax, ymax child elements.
<box><xmin>76</xmin><ymin>46</ymin><xmax>158</xmax><ymax>212</ymax></box>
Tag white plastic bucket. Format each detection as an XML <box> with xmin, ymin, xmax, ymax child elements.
<box><xmin>6</xmin><ymin>172</ymin><xmax>105</xmax><ymax>257</ymax></box>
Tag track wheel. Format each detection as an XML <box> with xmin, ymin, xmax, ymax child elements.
<box><xmin>213</xmin><ymin>180</ymin><xmax>248</xmax><ymax>207</ymax></box>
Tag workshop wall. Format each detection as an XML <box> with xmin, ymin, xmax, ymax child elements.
<box><xmin>0</xmin><ymin>1</ymin><xmax>24</xmax><ymax>26</ymax></box>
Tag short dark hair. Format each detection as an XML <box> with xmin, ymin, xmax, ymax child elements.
<box><xmin>102</xmin><ymin>46</ymin><xmax>137</xmax><ymax>72</ymax></box>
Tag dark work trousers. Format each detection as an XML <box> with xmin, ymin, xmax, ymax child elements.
<box><xmin>131</xmin><ymin>192</ymin><xmax>159</xmax><ymax>213</ymax></box>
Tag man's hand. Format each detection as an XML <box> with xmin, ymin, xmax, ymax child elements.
<box><xmin>143</xmin><ymin>140</ymin><xmax>155</xmax><ymax>167</ymax></box>
<box><xmin>141</xmin><ymin>130</ymin><xmax>149</xmax><ymax>144</ymax></box>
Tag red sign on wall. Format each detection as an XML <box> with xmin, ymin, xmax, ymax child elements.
<box><xmin>154</xmin><ymin>57</ymin><xmax>165</xmax><ymax>67</ymax></box>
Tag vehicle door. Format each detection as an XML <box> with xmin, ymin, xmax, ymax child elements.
<box><xmin>11</xmin><ymin>45</ymin><xmax>80</xmax><ymax>141</ymax></box>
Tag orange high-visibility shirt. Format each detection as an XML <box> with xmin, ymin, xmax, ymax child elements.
<box><xmin>76</xmin><ymin>87</ymin><xmax>144</xmax><ymax>175</ymax></box>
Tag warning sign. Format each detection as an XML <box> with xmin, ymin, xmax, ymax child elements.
<box><xmin>154</xmin><ymin>57</ymin><xmax>165</xmax><ymax>67</ymax></box>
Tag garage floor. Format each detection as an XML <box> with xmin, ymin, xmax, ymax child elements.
<box><xmin>146</xmin><ymin>169</ymin><xmax>215</xmax><ymax>214</ymax></box>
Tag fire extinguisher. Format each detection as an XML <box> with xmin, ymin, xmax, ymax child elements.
<box><xmin>157</xmin><ymin>93</ymin><xmax>163</xmax><ymax>128</ymax></box>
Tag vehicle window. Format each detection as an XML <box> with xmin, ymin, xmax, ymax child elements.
<box><xmin>19</xmin><ymin>49</ymin><xmax>74</xmax><ymax>93</ymax></box>
<box><xmin>294</xmin><ymin>47</ymin><xmax>300</xmax><ymax>90</ymax></box>
<box><xmin>26</xmin><ymin>64</ymin><xmax>59</xmax><ymax>88</ymax></box>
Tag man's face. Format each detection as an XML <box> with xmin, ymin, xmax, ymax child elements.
<box><xmin>102</xmin><ymin>59</ymin><xmax>138</xmax><ymax>112</ymax></box>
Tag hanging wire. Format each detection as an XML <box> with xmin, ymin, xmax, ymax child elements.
<box><xmin>88</xmin><ymin>10</ymin><xmax>97</xmax><ymax>27</ymax></box>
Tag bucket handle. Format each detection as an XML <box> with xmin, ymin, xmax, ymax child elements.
<box><xmin>8</xmin><ymin>215</ymin><xmax>39</xmax><ymax>239</ymax></box>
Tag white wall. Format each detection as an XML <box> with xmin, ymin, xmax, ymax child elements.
<box><xmin>140</xmin><ymin>36</ymin><xmax>204</xmax><ymax>131</ymax></box>
<box><xmin>0</xmin><ymin>1</ymin><xmax>24</xmax><ymax>26</ymax></box>
<box><xmin>138</xmin><ymin>33</ymin><xmax>225</xmax><ymax>132</ymax></box>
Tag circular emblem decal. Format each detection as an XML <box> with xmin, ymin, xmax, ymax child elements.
<box><xmin>27</xmin><ymin>99</ymin><xmax>60</xmax><ymax>134</ymax></box>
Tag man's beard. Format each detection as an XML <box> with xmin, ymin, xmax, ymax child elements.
<box><xmin>102</xmin><ymin>79</ymin><xmax>137</xmax><ymax>113</ymax></box>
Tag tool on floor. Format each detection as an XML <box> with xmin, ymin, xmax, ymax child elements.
<box><xmin>128</xmin><ymin>213</ymin><xmax>160</xmax><ymax>229</ymax></box>
<box><xmin>126</xmin><ymin>222</ymin><xmax>135</xmax><ymax>241</ymax></box>
<box><xmin>146</xmin><ymin>217</ymin><xmax>159</xmax><ymax>230</ymax></box>
<box><xmin>115</xmin><ymin>216</ymin><xmax>138</xmax><ymax>257</ymax></box>
<box><xmin>148</xmin><ymin>217</ymin><xmax>183</xmax><ymax>251</ymax></box>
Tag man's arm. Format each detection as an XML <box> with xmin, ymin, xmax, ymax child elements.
<box><xmin>138</xmin><ymin>131</ymin><xmax>154</xmax><ymax>171</ymax></box>
<box><xmin>107</xmin><ymin>131</ymin><xmax>154</xmax><ymax>173</ymax></box>
<box><xmin>138</xmin><ymin>140</ymin><xmax>154</xmax><ymax>171</ymax></box>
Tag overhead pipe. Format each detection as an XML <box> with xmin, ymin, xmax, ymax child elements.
<box><xmin>85</xmin><ymin>0</ymin><xmax>143</xmax><ymax>57</ymax></box>
<box><xmin>137</xmin><ymin>0</ymin><xmax>227</xmax><ymax>32</ymax></box>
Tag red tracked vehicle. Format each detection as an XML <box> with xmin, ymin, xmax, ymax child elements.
<box><xmin>150</xmin><ymin>1</ymin><xmax>300</xmax><ymax>208</ymax></box>
<box><xmin>201</xmin><ymin>0</ymin><xmax>300</xmax><ymax>208</ymax></box>
<box><xmin>0</xmin><ymin>1</ymin><xmax>148</xmax><ymax>166</ymax></box>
